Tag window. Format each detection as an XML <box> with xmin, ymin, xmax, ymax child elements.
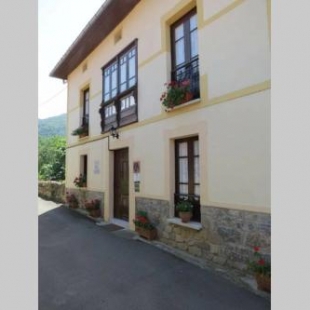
<box><xmin>175</xmin><ymin>137</ymin><xmax>200</xmax><ymax>222</ymax></box>
<box><xmin>171</xmin><ymin>10</ymin><xmax>200</xmax><ymax>100</ymax></box>
<box><xmin>81</xmin><ymin>88</ymin><xmax>89</xmax><ymax>136</ymax></box>
<box><xmin>81</xmin><ymin>155</ymin><xmax>88</xmax><ymax>187</ymax></box>
<box><xmin>100</xmin><ymin>41</ymin><xmax>138</xmax><ymax>133</ymax></box>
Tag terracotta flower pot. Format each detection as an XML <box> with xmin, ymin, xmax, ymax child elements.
<box><xmin>255</xmin><ymin>273</ymin><xmax>271</xmax><ymax>293</ymax></box>
<box><xmin>179</xmin><ymin>211</ymin><xmax>192</xmax><ymax>223</ymax></box>
<box><xmin>89</xmin><ymin>209</ymin><xmax>101</xmax><ymax>218</ymax></box>
<box><xmin>79</xmin><ymin>132</ymin><xmax>88</xmax><ymax>138</ymax></box>
<box><xmin>185</xmin><ymin>92</ymin><xmax>193</xmax><ymax>102</ymax></box>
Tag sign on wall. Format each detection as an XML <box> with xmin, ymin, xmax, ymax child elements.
<box><xmin>133</xmin><ymin>161</ymin><xmax>140</xmax><ymax>192</ymax></box>
<box><xmin>93</xmin><ymin>160</ymin><xmax>100</xmax><ymax>174</ymax></box>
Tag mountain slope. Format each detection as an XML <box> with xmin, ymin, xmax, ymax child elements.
<box><xmin>38</xmin><ymin>113</ymin><xmax>67</xmax><ymax>137</ymax></box>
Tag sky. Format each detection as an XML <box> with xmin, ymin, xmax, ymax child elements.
<box><xmin>38</xmin><ymin>0</ymin><xmax>105</xmax><ymax>119</ymax></box>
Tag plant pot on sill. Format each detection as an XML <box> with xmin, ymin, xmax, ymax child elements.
<box><xmin>135</xmin><ymin>227</ymin><xmax>157</xmax><ymax>241</ymax></box>
<box><xmin>179</xmin><ymin>211</ymin><xmax>192</xmax><ymax>223</ymax></box>
<box><xmin>255</xmin><ymin>273</ymin><xmax>271</xmax><ymax>293</ymax></box>
<box><xmin>89</xmin><ymin>209</ymin><xmax>101</xmax><ymax>218</ymax></box>
<box><xmin>184</xmin><ymin>91</ymin><xmax>193</xmax><ymax>102</ymax></box>
<box><xmin>79</xmin><ymin>132</ymin><xmax>88</xmax><ymax>138</ymax></box>
<box><xmin>69</xmin><ymin>202</ymin><xmax>78</xmax><ymax>209</ymax></box>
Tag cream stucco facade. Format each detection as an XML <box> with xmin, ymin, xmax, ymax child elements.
<box><xmin>52</xmin><ymin>0</ymin><xmax>271</xmax><ymax>273</ymax></box>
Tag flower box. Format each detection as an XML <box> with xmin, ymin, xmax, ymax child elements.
<box><xmin>248</xmin><ymin>246</ymin><xmax>271</xmax><ymax>293</ymax></box>
<box><xmin>160</xmin><ymin>80</ymin><xmax>193</xmax><ymax>109</ymax></box>
<box><xmin>135</xmin><ymin>227</ymin><xmax>157</xmax><ymax>241</ymax></box>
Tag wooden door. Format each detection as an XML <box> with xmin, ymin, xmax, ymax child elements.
<box><xmin>114</xmin><ymin>148</ymin><xmax>129</xmax><ymax>221</ymax></box>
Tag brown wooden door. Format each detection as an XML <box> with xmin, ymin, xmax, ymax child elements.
<box><xmin>114</xmin><ymin>148</ymin><xmax>129</xmax><ymax>221</ymax></box>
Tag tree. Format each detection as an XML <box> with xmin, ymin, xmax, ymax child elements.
<box><xmin>38</xmin><ymin>136</ymin><xmax>66</xmax><ymax>181</ymax></box>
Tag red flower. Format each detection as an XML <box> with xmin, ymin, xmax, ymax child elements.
<box><xmin>258</xmin><ymin>259</ymin><xmax>265</xmax><ymax>266</ymax></box>
<box><xmin>180</xmin><ymin>80</ymin><xmax>190</xmax><ymax>87</ymax></box>
<box><xmin>253</xmin><ymin>246</ymin><xmax>260</xmax><ymax>252</ymax></box>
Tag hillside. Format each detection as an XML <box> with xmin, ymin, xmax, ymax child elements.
<box><xmin>38</xmin><ymin>113</ymin><xmax>67</xmax><ymax>137</ymax></box>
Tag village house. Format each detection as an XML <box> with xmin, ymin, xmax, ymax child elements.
<box><xmin>50</xmin><ymin>0</ymin><xmax>270</xmax><ymax>273</ymax></box>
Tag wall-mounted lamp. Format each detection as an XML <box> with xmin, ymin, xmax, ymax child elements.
<box><xmin>110</xmin><ymin>125</ymin><xmax>119</xmax><ymax>139</ymax></box>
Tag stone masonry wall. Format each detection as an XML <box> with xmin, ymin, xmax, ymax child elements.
<box><xmin>136</xmin><ymin>197</ymin><xmax>271</xmax><ymax>274</ymax></box>
<box><xmin>38</xmin><ymin>181</ymin><xmax>66</xmax><ymax>203</ymax></box>
<box><xmin>66</xmin><ymin>188</ymin><xmax>105</xmax><ymax>220</ymax></box>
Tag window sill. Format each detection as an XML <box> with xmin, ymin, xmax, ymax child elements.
<box><xmin>164</xmin><ymin>98</ymin><xmax>200</xmax><ymax>112</ymax></box>
<box><xmin>167</xmin><ymin>217</ymin><xmax>202</xmax><ymax>231</ymax></box>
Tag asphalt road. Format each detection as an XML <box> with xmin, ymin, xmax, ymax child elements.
<box><xmin>39</xmin><ymin>200</ymin><xmax>270</xmax><ymax>310</ymax></box>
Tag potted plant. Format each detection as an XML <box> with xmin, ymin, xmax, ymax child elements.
<box><xmin>84</xmin><ymin>199</ymin><xmax>101</xmax><ymax>218</ymax></box>
<box><xmin>160</xmin><ymin>79</ymin><xmax>193</xmax><ymax>109</ymax></box>
<box><xmin>176</xmin><ymin>200</ymin><xmax>193</xmax><ymax>223</ymax></box>
<box><xmin>65</xmin><ymin>192</ymin><xmax>79</xmax><ymax>209</ymax></box>
<box><xmin>248</xmin><ymin>246</ymin><xmax>271</xmax><ymax>293</ymax></box>
<box><xmin>71</xmin><ymin>124</ymin><xmax>88</xmax><ymax>138</ymax></box>
<box><xmin>73</xmin><ymin>174</ymin><xmax>87</xmax><ymax>188</ymax></box>
<box><xmin>133</xmin><ymin>211</ymin><xmax>157</xmax><ymax>240</ymax></box>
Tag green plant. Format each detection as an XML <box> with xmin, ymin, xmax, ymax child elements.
<box><xmin>73</xmin><ymin>174</ymin><xmax>86</xmax><ymax>188</ymax></box>
<box><xmin>133</xmin><ymin>211</ymin><xmax>155</xmax><ymax>230</ymax></box>
<box><xmin>248</xmin><ymin>246</ymin><xmax>271</xmax><ymax>276</ymax></box>
<box><xmin>176</xmin><ymin>200</ymin><xmax>193</xmax><ymax>212</ymax></box>
<box><xmin>160</xmin><ymin>79</ymin><xmax>191</xmax><ymax>108</ymax></box>
<box><xmin>38</xmin><ymin>136</ymin><xmax>66</xmax><ymax>181</ymax></box>
<box><xmin>71</xmin><ymin>124</ymin><xmax>88</xmax><ymax>136</ymax></box>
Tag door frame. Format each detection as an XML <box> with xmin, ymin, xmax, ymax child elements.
<box><xmin>112</xmin><ymin>147</ymin><xmax>130</xmax><ymax>226</ymax></box>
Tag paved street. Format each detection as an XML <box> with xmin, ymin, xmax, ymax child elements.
<box><xmin>39</xmin><ymin>199</ymin><xmax>270</xmax><ymax>310</ymax></box>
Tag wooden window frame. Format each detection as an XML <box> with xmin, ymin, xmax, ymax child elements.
<box><xmin>100</xmin><ymin>40</ymin><xmax>138</xmax><ymax>133</ymax></box>
<box><xmin>171</xmin><ymin>9</ymin><xmax>200</xmax><ymax>101</ymax></box>
<box><xmin>175</xmin><ymin>136</ymin><xmax>201</xmax><ymax>222</ymax></box>
<box><xmin>82</xmin><ymin>88</ymin><xmax>89</xmax><ymax>130</ymax></box>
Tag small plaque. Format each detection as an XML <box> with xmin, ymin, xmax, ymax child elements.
<box><xmin>133</xmin><ymin>161</ymin><xmax>140</xmax><ymax>173</ymax></box>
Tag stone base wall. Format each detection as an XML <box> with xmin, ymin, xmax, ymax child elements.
<box><xmin>136</xmin><ymin>197</ymin><xmax>271</xmax><ymax>274</ymax></box>
<box><xmin>66</xmin><ymin>188</ymin><xmax>105</xmax><ymax>220</ymax></box>
<box><xmin>38</xmin><ymin>181</ymin><xmax>66</xmax><ymax>203</ymax></box>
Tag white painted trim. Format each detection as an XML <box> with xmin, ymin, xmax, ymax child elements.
<box><xmin>167</xmin><ymin>217</ymin><xmax>202</xmax><ymax>231</ymax></box>
<box><xmin>164</xmin><ymin>98</ymin><xmax>200</xmax><ymax>112</ymax></box>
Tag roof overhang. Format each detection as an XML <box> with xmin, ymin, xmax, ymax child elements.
<box><xmin>50</xmin><ymin>0</ymin><xmax>141</xmax><ymax>80</ymax></box>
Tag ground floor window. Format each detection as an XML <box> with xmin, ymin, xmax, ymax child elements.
<box><xmin>175</xmin><ymin>136</ymin><xmax>200</xmax><ymax>222</ymax></box>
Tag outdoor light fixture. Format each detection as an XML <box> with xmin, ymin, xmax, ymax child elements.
<box><xmin>110</xmin><ymin>125</ymin><xmax>119</xmax><ymax>139</ymax></box>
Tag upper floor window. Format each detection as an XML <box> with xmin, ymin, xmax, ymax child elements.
<box><xmin>171</xmin><ymin>10</ymin><xmax>200</xmax><ymax>100</ymax></box>
<box><xmin>100</xmin><ymin>41</ymin><xmax>138</xmax><ymax>133</ymax></box>
<box><xmin>82</xmin><ymin>88</ymin><xmax>89</xmax><ymax>127</ymax></box>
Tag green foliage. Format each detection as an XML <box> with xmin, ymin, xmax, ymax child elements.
<box><xmin>73</xmin><ymin>174</ymin><xmax>87</xmax><ymax>187</ymax></box>
<box><xmin>160</xmin><ymin>80</ymin><xmax>191</xmax><ymax>108</ymax></box>
<box><xmin>133</xmin><ymin>211</ymin><xmax>155</xmax><ymax>230</ymax></box>
<box><xmin>38</xmin><ymin>114</ymin><xmax>66</xmax><ymax>137</ymax></box>
<box><xmin>176</xmin><ymin>200</ymin><xmax>193</xmax><ymax>212</ymax></box>
<box><xmin>71</xmin><ymin>125</ymin><xmax>88</xmax><ymax>136</ymax></box>
<box><xmin>38</xmin><ymin>136</ymin><xmax>66</xmax><ymax>181</ymax></box>
<box><xmin>248</xmin><ymin>247</ymin><xmax>271</xmax><ymax>276</ymax></box>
